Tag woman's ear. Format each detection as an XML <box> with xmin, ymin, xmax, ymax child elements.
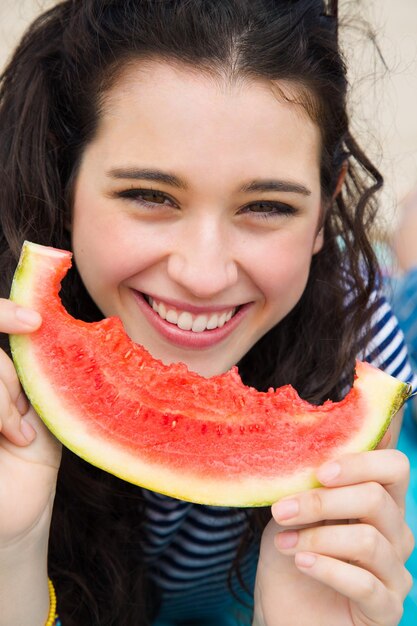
<box><xmin>313</xmin><ymin>161</ymin><xmax>348</xmax><ymax>255</ymax></box>
<box><xmin>313</xmin><ymin>225</ymin><xmax>324</xmax><ymax>254</ymax></box>
<box><xmin>333</xmin><ymin>160</ymin><xmax>348</xmax><ymax>200</ymax></box>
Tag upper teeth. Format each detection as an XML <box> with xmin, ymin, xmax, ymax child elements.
<box><xmin>148</xmin><ymin>297</ymin><xmax>236</xmax><ymax>332</ymax></box>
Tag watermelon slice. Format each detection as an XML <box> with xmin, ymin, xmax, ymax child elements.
<box><xmin>9</xmin><ymin>241</ymin><xmax>411</xmax><ymax>507</ymax></box>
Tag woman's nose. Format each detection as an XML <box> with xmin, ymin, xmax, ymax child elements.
<box><xmin>166</xmin><ymin>221</ymin><xmax>238</xmax><ymax>298</ymax></box>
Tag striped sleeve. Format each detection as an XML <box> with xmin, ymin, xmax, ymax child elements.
<box><xmin>359</xmin><ymin>291</ymin><xmax>417</xmax><ymax>391</ymax></box>
<box><xmin>389</xmin><ymin>268</ymin><xmax>417</xmax><ymax>370</ymax></box>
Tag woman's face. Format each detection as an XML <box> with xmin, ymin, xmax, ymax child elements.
<box><xmin>71</xmin><ymin>61</ymin><xmax>324</xmax><ymax>377</ymax></box>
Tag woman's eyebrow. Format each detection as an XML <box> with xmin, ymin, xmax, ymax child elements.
<box><xmin>107</xmin><ymin>167</ymin><xmax>188</xmax><ymax>190</ymax></box>
<box><xmin>239</xmin><ymin>179</ymin><xmax>312</xmax><ymax>196</ymax></box>
<box><xmin>107</xmin><ymin>167</ymin><xmax>311</xmax><ymax>196</ymax></box>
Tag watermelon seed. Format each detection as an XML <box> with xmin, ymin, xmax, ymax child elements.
<box><xmin>124</xmin><ymin>350</ymin><xmax>132</xmax><ymax>359</ymax></box>
<box><xmin>171</xmin><ymin>420</ymin><xmax>177</xmax><ymax>429</ymax></box>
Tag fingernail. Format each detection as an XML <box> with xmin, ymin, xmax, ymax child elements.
<box><xmin>295</xmin><ymin>552</ymin><xmax>316</xmax><ymax>568</ymax></box>
<box><xmin>20</xmin><ymin>417</ymin><xmax>36</xmax><ymax>443</ymax></box>
<box><xmin>317</xmin><ymin>461</ymin><xmax>340</xmax><ymax>484</ymax></box>
<box><xmin>276</xmin><ymin>531</ymin><xmax>298</xmax><ymax>549</ymax></box>
<box><xmin>15</xmin><ymin>307</ymin><xmax>41</xmax><ymax>327</ymax></box>
<box><xmin>273</xmin><ymin>498</ymin><xmax>299</xmax><ymax>521</ymax></box>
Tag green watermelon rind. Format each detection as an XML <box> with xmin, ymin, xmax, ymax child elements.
<box><xmin>9</xmin><ymin>241</ymin><xmax>412</xmax><ymax>507</ymax></box>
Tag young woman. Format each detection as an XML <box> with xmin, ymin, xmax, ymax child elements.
<box><xmin>0</xmin><ymin>1</ymin><xmax>415</xmax><ymax>624</ymax></box>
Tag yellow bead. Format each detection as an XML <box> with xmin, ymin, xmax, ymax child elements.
<box><xmin>45</xmin><ymin>578</ymin><xmax>59</xmax><ymax>626</ymax></box>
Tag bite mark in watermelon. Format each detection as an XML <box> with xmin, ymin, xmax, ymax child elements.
<box><xmin>9</xmin><ymin>242</ymin><xmax>411</xmax><ymax>506</ymax></box>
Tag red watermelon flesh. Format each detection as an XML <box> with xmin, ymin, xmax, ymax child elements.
<box><xmin>9</xmin><ymin>242</ymin><xmax>411</xmax><ymax>506</ymax></box>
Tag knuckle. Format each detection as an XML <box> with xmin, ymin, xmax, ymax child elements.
<box><xmin>0</xmin><ymin>381</ymin><xmax>10</xmax><ymax>411</ymax></box>
<box><xmin>390</xmin><ymin>596</ymin><xmax>405</xmax><ymax>623</ymax></box>
<box><xmin>404</xmin><ymin>525</ymin><xmax>415</xmax><ymax>560</ymax></box>
<box><xmin>357</xmin><ymin>572</ymin><xmax>378</xmax><ymax>601</ymax></box>
<box><xmin>403</xmin><ymin>569</ymin><xmax>414</xmax><ymax>596</ymax></box>
<box><xmin>367</xmin><ymin>481</ymin><xmax>387</xmax><ymax>514</ymax></box>
<box><xmin>358</xmin><ymin>525</ymin><xmax>379</xmax><ymax>561</ymax></box>
<box><xmin>307</xmin><ymin>527</ymin><xmax>324</xmax><ymax>554</ymax></box>
<box><xmin>310</xmin><ymin>490</ymin><xmax>324</xmax><ymax>518</ymax></box>
<box><xmin>392</xmin><ymin>450</ymin><xmax>410</xmax><ymax>481</ymax></box>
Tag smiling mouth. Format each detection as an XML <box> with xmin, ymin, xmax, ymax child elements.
<box><xmin>143</xmin><ymin>294</ymin><xmax>239</xmax><ymax>333</ymax></box>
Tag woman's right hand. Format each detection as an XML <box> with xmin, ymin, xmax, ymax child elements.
<box><xmin>0</xmin><ymin>298</ymin><xmax>61</xmax><ymax>548</ymax></box>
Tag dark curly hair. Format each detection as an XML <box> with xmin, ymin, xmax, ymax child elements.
<box><xmin>0</xmin><ymin>1</ymin><xmax>383</xmax><ymax>623</ymax></box>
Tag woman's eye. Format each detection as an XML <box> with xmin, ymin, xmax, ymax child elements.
<box><xmin>116</xmin><ymin>188</ymin><xmax>176</xmax><ymax>208</ymax></box>
<box><xmin>241</xmin><ymin>201</ymin><xmax>298</xmax><ymax>218</ymax></box>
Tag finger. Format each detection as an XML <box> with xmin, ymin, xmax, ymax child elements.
<box><xmin>0</xmin><ymin>349</ymin><xmax>27</xmax><ymax>408</ymax></box>
<box><xmin>0</xmin><ymin>347</ymin><xmax>35</xmax><ymax>445</ymax></box>
<box><xmin>275</xmin><ymin>523</ymin><xmax>412</xmax><ymax>594</ymax></box>
<box><xmin>272</xmin><ymin>482</ymin><xmax>408</xmax><ymax>557</ymax></box>
<box><xmin>293</xmin><ymin>552</ymin><xmax>405</xmax><ymax>624</ymax></box>
<box><xmin>0</xmin><ymin>348</ymin><xmax>34</xmax><ymax>442</ymax></box>
<box><xmin>0</xmin><ymin>299</ymin><xmax>41</xmax><ymax>333</ymax></box>
<box><xmin>0</xmin><ymin>378</ymin><xmax>36</xmax><ymax>445</ymax></box>
<box><xmin>316</xmin><ymin>449</ymin><xmax>410</xmax><ymax>512</ymax></box>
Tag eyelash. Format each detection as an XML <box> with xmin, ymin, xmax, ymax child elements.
<box><xmin>116</xmin><ymin>188</ymin><xmax>298</xmax><ymax>219</ymax></box>
<box><xmin>116</xmin><ymin>188</ymin><xmax>177</xmax><ymax>208</ymax></box>
<box><xmin>238</xmin><ymin>201</ymin><xmax>298</xmax><ymax>219</ymax></box>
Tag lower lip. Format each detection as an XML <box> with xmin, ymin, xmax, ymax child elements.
<box><xmin>132</xmin><ymin>291</ymin><xmax>252</xmax><ymax>349</ymax></box>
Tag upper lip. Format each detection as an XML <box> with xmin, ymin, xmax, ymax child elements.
<box><xmin>140</xmin><ymin>291</ymin><xmax>248</xmax><ymax>314</ymax></box>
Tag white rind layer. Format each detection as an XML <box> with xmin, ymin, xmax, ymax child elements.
<box><xmin>9</xmin><ymin>242</ymin><xmax>410</xmax><ymax>507</ymax></box>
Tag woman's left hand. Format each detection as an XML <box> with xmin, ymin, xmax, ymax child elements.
<box><xmin>254</xmin><ymin>445</ymin><xmax>414</xmax><ymax>626</ymax></box>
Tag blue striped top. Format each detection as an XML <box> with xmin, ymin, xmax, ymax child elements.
<box><xmin>143</xmin><ymin>293</ymin><xmax>417</xmax><ymax>626</ymax></box>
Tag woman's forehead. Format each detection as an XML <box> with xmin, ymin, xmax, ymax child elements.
<box><xmin>100</xmin><ymin>57</ymin><xmax>322</xmax><ymax>127</ymax></box>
